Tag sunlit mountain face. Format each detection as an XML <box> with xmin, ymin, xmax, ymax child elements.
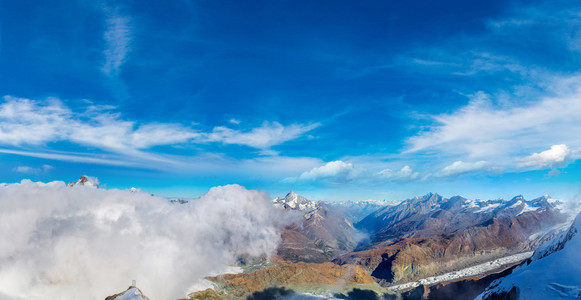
<box><xmin>1</xmin><ymin>0</ymin><xmax>581</xmax><ymax>299</ymax></box>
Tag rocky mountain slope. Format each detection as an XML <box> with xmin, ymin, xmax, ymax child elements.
<box><xmin>334</xmin><ymin>193</ymin><xmax>568</xmax><ymax>285</ymax></box>
<box><xmin>477</xmin><ymin>212</ymin><xmax>581</xmax><ymax>300</ymax></box>
<box><xmin>275</xmin><ymin>191</ymin><xmax>364</xmax><ymax>262</ymax></box>
<box><xmin>189</xmin><ymin>256</ymin><xmax>380</xmax><ymax>299</ymax></box>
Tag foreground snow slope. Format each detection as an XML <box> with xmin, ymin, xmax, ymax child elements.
<box><xmin>477</xmin><ymin>212</ymin><xmax>581</xmax><ymax>300</ymax></box>
<box><xmin>106</xmin><ymin>287</ymin><xmax>149</xmax><ymax>300</ymax></box>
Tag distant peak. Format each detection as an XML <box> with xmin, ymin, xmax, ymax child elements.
<box><xmin>67</xmin><ymin>175</ymin><xmax>99</xmax><ymax>188</ymax></box>
<box><xmin>275</xmin><ymin>191</ymin><xmax>317</xmax><ymax>211</ymax></box>
<box><xmin>510</xmin><ymin>195</ymin><xmax>525</xmax><ymax>201</ymax></box>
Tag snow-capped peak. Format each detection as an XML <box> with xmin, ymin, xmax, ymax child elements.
<box><xmin>66</xmin><ymin>175</ymin><xmax>99</xmax><ymax>188</ymax></box>
<box><xmin>273</xmin><ymin>191</ymin><xmax>317</xmax><ymax>211</ymax></box>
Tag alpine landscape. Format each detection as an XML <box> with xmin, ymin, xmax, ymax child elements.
<box><xmin>1</xmin><ymin>0</ymin><xmax>581</xmax><ymax>299</ymax></box>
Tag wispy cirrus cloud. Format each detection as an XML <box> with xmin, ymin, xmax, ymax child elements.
<box><xmin>434</xmin><ymin>161</ymin><xmax>490</xmax><ymax>178</ymax></box>
<box><xmin>0</xmin><ymin>149</ymin><xmax>138</xmax><ymax>167</ymax></box>
<box><xmin>405</xmin><ymin>84</ymin><xmax>581</xmax><ymax>166</ymax></box>
<box><xmin>0</xmin><ymin>96</ymin><xmax>199</xmax><ymax>155</ymax></box>
<box><xmin>102</xmin><ymin>14</ymin><xmax>132</xmax><ymax>76</ymax></box>
<box><xmin>205</xmin><ymin>121</ymin><xmax>320</xmax><ymax>151</ymax></box>
<box><xmin>285</xmin><ymin>160</ymin><xmax>423</xmax><ymax>185</ymax></box>
<box><xmin>376</xmin><ymin>165</ymin><xmax>420</xmax><ymax>182</ymax></box>
<box><xmin>0</xmin><ymin>96</ymin><xmax>319</xmax><ymax>165</ymax></box>
<box><xmin>12</xmin><ymin>164</ymin><xmax>53</xmax><ymax>174</ymax></box>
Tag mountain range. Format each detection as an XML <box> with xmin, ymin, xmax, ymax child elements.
<box><xmin>187</xmin><ymin>191</ymin><xmax>574</xmax><ymax>299</ymax></box>
<box><xmin>335</xmin><ymin>193</ymin><xmax>567</xmax><ymax>285</ymax></box>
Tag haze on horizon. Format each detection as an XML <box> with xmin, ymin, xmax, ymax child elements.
<box><xmin>1</xmin><ymin>0</ymin><xmax>581</xmax><ymax>202</ymax></box>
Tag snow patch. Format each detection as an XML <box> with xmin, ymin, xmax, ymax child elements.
<box><xmin>517</xmin><ymin>203</ymin><xmax>540</xmax><ymax>216</ymax></box>
<box><xmin>474</xmin><ymin>203</ymin><xmax>501</xmax><ymax>213</ymax></box>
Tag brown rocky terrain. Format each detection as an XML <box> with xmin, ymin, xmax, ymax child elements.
<box><xmin>189</xmin><ymin>257</ymin><xmax>381</xmax><ymax>299</ymax></box>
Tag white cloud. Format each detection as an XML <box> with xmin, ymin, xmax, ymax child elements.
<box><xmin>12</xmin><ymin>164</ymin><xmax>53</xmax><ymax>174</ymax></box>
<box><xmin>518</xmin><ymin>144</ymin><xmax>571</xmax><ymax>169</ymax></box>
<box><xmin>405</xmin><ymin>84</ymin><xmax>581</xmax><ymax>166</ymax></box>
<box><xmin>377</xmin><ymin>165</ymin><xmax>420</xmax><ymax>181</ymax></box>
<box><xmin>0</xmin><ymin>97</ymin><xmax>70</xmax><ymax>145</ymax></box>
<box><xmin>0</xmin><ymin>97</ymin><xmax>318</xmax><ymax>164</ymax></box>
<box><xmin>0</xmin><ymin>181</ymin><xmax>292</xmax><ymax>300</ymax></box>
<box><xmin>285</xmin><ymin>160</ymin><xmax>361</xmax><ymax>183</ymax></box>
<box><xmin>434</xmin><ymin>161</ymin><xmax>490</xmax><ymax>178</ymax></box>
<box><xmin>204</xmin><ymin>121</ymin><xmax>320</xmax><ymax>150</ymax></box>
<box><xmin>102</xmin><ymin>14</ymin><xmax>132</xmax><ymax>76</ymax></box>
<box><xmin>229</xmin><ymin>118</ymin><xmax>241</xmax><ymax>125</ymax></box>
<box><xmin>0</xmin><ymin>149</ymin><xmax>135</xmax><ymax>167</ymax></box>
<box><xmin>0</xmin><ymin>96</ymin><xmax>198</xmax><ymax>155</ymax></box>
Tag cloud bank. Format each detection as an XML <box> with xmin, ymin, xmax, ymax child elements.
<box><xmin>0</xmin><ymin>181</ymin><xmax>291</xmax><ymax>299</ymax></box>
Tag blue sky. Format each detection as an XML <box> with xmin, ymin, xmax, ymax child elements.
<box><xmin>1</xmin><ymin>0</ymin><xmax>581</xmax><ymax>201</ymax></box>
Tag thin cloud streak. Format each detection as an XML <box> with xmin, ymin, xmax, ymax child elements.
<box><xmin>434</xmin><ymin>161</ymin><xmax>490</xmax><ymax>178</ymax></box>
<box><xmin>102</xmin><ymin>14</ymin><xmax>132</xmax><ymax>76</ymax></box>
<box><xmin>12</xmin><ymin>164</ymin><xmax>53</xmax><ymax>175</ymax></box>
<box><xmin>0</xmin><ymin>149</ymin><xmax>135</xmax><ymax>167</ymax></box>
<box><xmin>205</xmin><ymin>121</ymin><xmax>320</xmax><ymax>150</ymax></box>
<box><xmin>0</xmin><ymin>96</ymin><xmax>321</xmax><ymax>169</ymax></box>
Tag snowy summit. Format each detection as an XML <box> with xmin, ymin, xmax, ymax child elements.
<box><xmin>273</xmin><ymin>191</ymin><xmax>317</xmax><ymax>211</ymax></box>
